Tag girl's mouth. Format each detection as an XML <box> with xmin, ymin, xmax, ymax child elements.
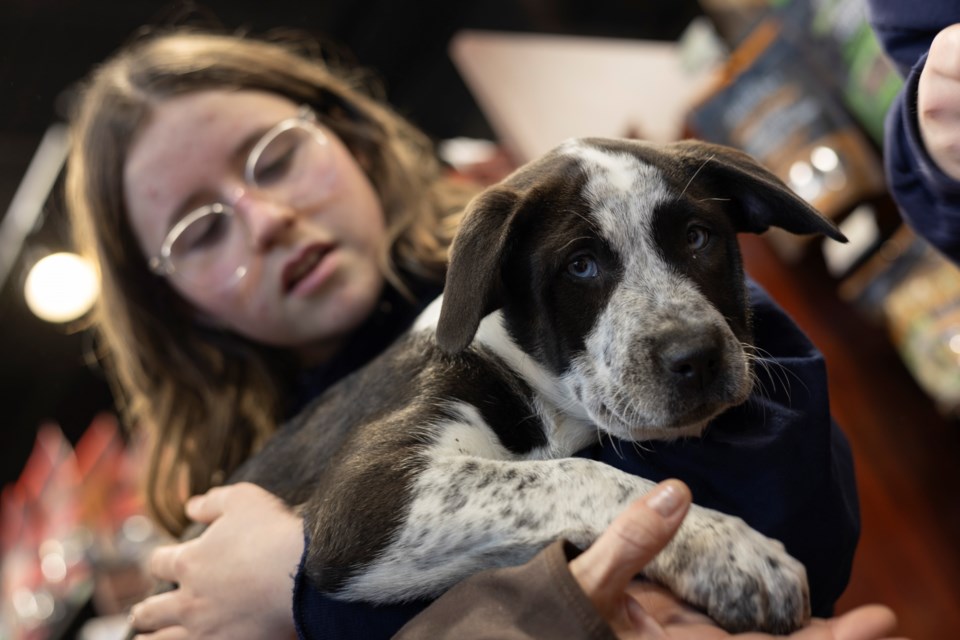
<box><xmin>283</xmin><ymin>243</ymin><xmax>334</xmax><ymax>294</ymax></box>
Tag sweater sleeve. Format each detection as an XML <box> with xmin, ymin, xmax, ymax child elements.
<box><xmin>291</xmin><ymin>537</ymin><xmax>614</xmax><ymax>640</ymax></box>
<box><xmin>291</xmin><ymin>529</ymin><xmax>432</xmax><ymax>640</ymax></box>
<box><xmin>867</xmin><ymin>0</ymin><xmax>958</xmax><ymax>75</ymax></box>
<box><xmin>393</xmin><ymin>540</ymin><xmax>616</xmax><ymax>640</ymax></box>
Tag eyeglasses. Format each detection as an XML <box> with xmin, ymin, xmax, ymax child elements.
<box><xmin>148</xmin><ymin>105</ymin><xmax>332</xmax><ymax>290</ymax></box>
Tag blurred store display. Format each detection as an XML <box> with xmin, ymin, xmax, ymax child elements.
<box><xmin>0</xmin><ymin>415</ymin><xmax>161</xmax><ymax>640</ymax></box>
<box><xmin>841</xmin><ymin>228</ymin><xmax>960</xmax><ymax>416</ymax></box>
<box><xmin>688</xmin><ymin>0</ymin><xmax>898</xmax><ymax>264</ymax></box>
<box><xmin>688</xmin><ymin>0</ymin><xmax>960</xmax><ymax>416</ymax></box>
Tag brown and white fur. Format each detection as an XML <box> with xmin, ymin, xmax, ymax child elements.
<box><xmin>234</xmin><ymin>138</ymin><xmax>846</xmax><ymax>633</ymax></box>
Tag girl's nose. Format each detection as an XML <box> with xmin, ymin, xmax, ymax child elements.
<box><xmin>232</xmin><ymin>187</ymin><xmax>296</xmax><ymax>250</ymax></box>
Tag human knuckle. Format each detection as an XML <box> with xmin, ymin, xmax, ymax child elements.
<box><xmin>171</xmin><ymin>548</ymin><xmax>193</xmax><ymax>577</ymax></box>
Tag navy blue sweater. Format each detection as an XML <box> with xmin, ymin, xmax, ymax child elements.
<box><xmin>869</xmin><ymin>0</ymin><xmax>960</xmax><ymax>262</ymax></box>
<box><xmin>289</xmin><ymin>279</ymin><xmax>859</xmax><ymax>638</ymax></box>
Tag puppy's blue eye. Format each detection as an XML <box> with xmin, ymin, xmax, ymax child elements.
<box><xmin>687</xmin><ymin>226</ymin><xmax>710</xmax><ymax>251</ymax></box>
<box><xmin>567</xmin><ymin>252</ymin><xmax>599</xmax><ymax>279</ymax></box>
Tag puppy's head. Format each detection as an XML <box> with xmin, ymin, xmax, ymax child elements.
<box><xmin>437</xmin><ymin>138</ymin><xmax>844</xmax><ymax>441</ymax></box>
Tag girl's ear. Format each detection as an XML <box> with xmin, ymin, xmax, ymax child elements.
<box><xmin>669</xmin><ymin>140</ymin><xmax>848</xmax><ymax>242</ymax></box>
<box><xmin>436</xmin><ymin>187</ymin><xmax>520</xmax><ymax>354</ymax></box>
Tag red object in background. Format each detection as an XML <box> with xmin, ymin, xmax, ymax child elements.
<box><xmin>1</xmin><ymin>414</ymin><xmax>154</xmax><ymax>639</ymax></box>
<box><xmin>74</xmin><ymin>413</ymin><xmax>145</xmax><ymax>548</ymax></box>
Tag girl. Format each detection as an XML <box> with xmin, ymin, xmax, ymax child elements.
<box><xmin>67</xmin><ymin>29</ymin><xmax>862</xmax><ymax>639</ymax></box>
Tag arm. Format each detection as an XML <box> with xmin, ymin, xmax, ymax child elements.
<box><xmin>128</xmin><ymin>480</ymin><xmax>894</xmax><ymax>640</ymax></box>
<box><xmin>394</xmin><ymin>480</ymin><xmax>900</xmax><ymax>640</ymax></box>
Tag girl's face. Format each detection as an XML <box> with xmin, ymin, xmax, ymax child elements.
<box><xmin>125</xmin><ymin>90</ymin><xmax>387</xmax><ymax>364</ymax></box>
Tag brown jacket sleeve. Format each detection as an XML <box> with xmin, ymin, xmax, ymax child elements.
<box><xmin>393</xmin><ymin>540</ymin><xmax>617</xmax><ymax>640</ymax></box>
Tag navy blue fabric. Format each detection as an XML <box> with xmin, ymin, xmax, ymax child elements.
<box><xmin>292</xmin><ymin>280</ymin><xmax>860</xmax><ymax>639</ymax></box>
<box><xmin>288</xmin><ymin>278</ymin><xmax>442</xmax><ymax>416</ymax></box>
<box><xmin>869</xmin><ymin>0</ymin><xmax>960</xmax><ymax>263</ymax></box>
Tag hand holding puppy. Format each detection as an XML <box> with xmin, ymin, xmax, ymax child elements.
<box><xmin>131</xmin><ymin>483</ymin><xmax>302</xmax><ymax>640</ymax></box>
<box><xmin>570</xmin><ymin>480</ymin><xmax>903</xmax><ymax>640</ymax></box>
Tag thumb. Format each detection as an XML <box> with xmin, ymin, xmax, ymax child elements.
<box><xmin>569</xmin><ymin>479</ymin><xmax>692</xmax><ymax>611</ymax></box>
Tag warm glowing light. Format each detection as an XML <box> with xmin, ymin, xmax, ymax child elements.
<box><xmin>24</xmin><ymin>252</ymin><xmax>99</xmax><ymax>323</ymax></box>
<box><xmin>949</xmin><ymin>333</ymin><xmax>960</xmax><ymax>355</ymax></box>
<box><xmin>811</xmin><ymin>146</ymin><xmax>840</xmax><ymax>173</ymax></box>
<box><xmin>122</xmin><ymin>515</ymin><xmax>154</xmax><ymax>543</ymax></box>
<box><xmin>788</xmin><ymin>161</ymin><xmax>814</xmax><ymax>187</ymax></box>
<box><xmin>40</xmin><ymin>553</ymin><xmax>67</xmax><ymax>583</ymax></box>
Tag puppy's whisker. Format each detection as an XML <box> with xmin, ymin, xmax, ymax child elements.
<box><xmin>630</xmin><ymin>437</ymin><xmax>654</xmax><ymax>455</ymax></box>
<box><xmin>749</xmin><ymin>346</ymin><xmax>797</xmax><ymax>396</ymax></box>
<box><xmin>746</xmin><ymin>366</ymin><xmax>771</xmax><ymax>425</ymax></box>
<box><xmin>679</xmin><ymin>155</ymin><xmax>715</xmax><ymax>200</ymax></box>
<box><xmin>743</xmin><ymin>344</ymin><xmax>807</xmax><ymax>404</ymax></box>
<box><xmin>614</xmin><ymin>392</ymin><xmax>655</xmax><ymax>453</ymax></box>
<box><xmin>608</xmin><ymin>430</ymin><xmax>626</xmax><ymax>460</ymax></box>
<box><xmin>557</xmin><ymin>235</ymin><xmax>595</xmax><ymax>254</ymax></box>
<box><xmin>750</xmin><ymin>352</ymin><xmax>781</xmax><ymax>396</ymax></box>
<box><xmin>567</xmin><ymin>208</ymin><xmax>603</xmax><ymax>234</ymax></box>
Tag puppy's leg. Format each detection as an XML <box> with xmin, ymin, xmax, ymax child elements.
<box><xmin>333</xmin><ymin>456</ymin><xmax>809</xmax><ymax>633</ymax></box>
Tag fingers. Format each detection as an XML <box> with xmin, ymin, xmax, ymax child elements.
<box><xmin>570</xmin><ymin>480</ymin><xmax>692</xmax><ymax>607</ymax></box>
<box><xmin>184</xmin><ymin>484</ymin><xmax>234</xmax><ymax>524</ymax></box>
<box><xmin>132</xmin><ymin>629</ymin><xmax>189</xmax><ymax>640</ymax></box>
<box><xmin>130</xmin><ymin>591</ymin><xmax>188</xmax><ymax>633</ymax></box>
<box><xmin>826</xmin><ymin>605</ymin><xmax>899</xmax><ymax>640</ymax></box>
<box><xmin>185</xmin><ymin>482</ymin><xmax>282</xmax><ymax>524</ymax></box>
<box><xmin>927</xmin><ymin>23</ymin><xmax>960</xmax><ymax>80</ymax></box>
<box><xmin>148</xmin><ymin>543</ymin><xmax>185</xmax><ymax>583</ymax></box>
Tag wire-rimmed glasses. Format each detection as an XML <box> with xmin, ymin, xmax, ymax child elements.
<box><xmin>147</xmin><ymin>105</ymin><xmax>332</xmax><ymax>290</ymax></box>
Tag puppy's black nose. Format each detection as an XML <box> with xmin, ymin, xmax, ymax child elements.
<box><xmin>659</xmin><ymin>336</ymin><xmax>722</xmax><ymax>391</ymax></box>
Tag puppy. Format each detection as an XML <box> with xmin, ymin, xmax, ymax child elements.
<box><xmin>235</xmin><ymin>138</ymin><xmax>846</xmax><ymax>633</ymax></box>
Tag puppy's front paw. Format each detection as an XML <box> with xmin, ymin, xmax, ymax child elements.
<box><xmin>652</xmin><ymin>510</ymin><xmax>811</xmax><ymax>633</ymax></box>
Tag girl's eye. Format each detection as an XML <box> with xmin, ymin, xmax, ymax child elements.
<box><xmin>567</xmin><ymin>252</ymin><xmax>599</xmax><ymax>279</ymax></box>
<box><xmin>175</xmin><ymin>210</ymin><xmax>232</xmax><ymax>254</ymax></box>
<box><xmin>254</xmin><ymin>150</ymin><xmax>295</xmax><ymax>185</ymax></box>
<box><xmin>250</xmin><ymin>130</ymin><xmax>303</xmax><ymax>186</ymax></box>
<box><xmin>687</xmin><ymin>226</ymin><xmax>710</xmax><ymax>251</ymax></box>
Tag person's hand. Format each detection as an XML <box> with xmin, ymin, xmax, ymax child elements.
<box><xmin>918</xmin><ymin>23</ymin><xmax>960</xmax><ymax>182</ymax></box>
<box><xmin>130</xmin><ymin>482</ymin><xmax>303</xmax><ymax>640</ymax></box>
<box><xmin>569</xmin><ymin>479</ymin><xmax>904</xmax><ymax>640</ymax></box>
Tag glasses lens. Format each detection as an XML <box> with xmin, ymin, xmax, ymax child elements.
<box><xmin>247</xmin><ymin>122</ymin><xmax>331</xmax><ymax>202</ymax></box>
<box><xmin>167</xmin><ymin>205</ymin><xmax>246</xmax><ymax>289</ymax></box>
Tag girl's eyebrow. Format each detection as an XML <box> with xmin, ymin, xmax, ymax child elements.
<box><xmin>161</xmin><ymin>124</ymin><xmax>272</xmax><ymax>234</ymax></box>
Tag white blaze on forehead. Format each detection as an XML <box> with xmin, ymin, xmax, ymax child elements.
<box><xmin>561</xmin><ymin>140</ymin><xmax>671</xmax><ymax>262</ymax></box>
<box><xmin>565</xmin><ymin>143</ymin><xmax>638</xmax><ymax>193</ymax></box>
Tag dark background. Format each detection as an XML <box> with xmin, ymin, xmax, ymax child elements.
<box><xmin>0</xmin><ymin>0</ymin><xmax>702</xmax><ymax>489</ymax></box>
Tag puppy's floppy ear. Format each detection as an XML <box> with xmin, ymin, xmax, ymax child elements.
<box><xmin>671</xmin><ymin>140</ymin><xmax>847</xmax><ymax>242</ymax></box>
<box><xmin>436</xmin><ymin>186</ymin><xmax>521</xmax><ymax>354</ymax></box>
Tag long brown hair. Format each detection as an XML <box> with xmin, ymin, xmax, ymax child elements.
<box><xmin>66</xmin><ymin>30</ymin><xmax>472</xmax><ymax>534</ymax></box>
